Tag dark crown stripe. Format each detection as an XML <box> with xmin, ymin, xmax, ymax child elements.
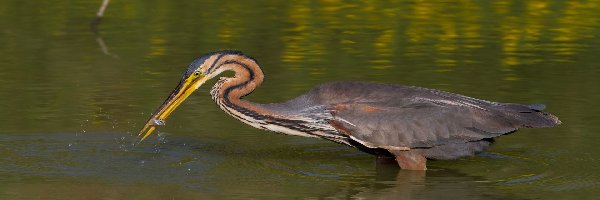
<box><xmin>207</xmin><ymin>53</ymin><xmax>227</xmax><ymax>73</ymax></box>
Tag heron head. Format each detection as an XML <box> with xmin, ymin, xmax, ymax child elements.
<box><xmin>137</xmin><ymin>51</ymin><xmax>235</xmax><ymax>142</ymax></box>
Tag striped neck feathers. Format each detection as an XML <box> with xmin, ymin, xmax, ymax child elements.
<box><xmin>207</xmin><ymin>54</ymin><xmax>272</xmax><ymax>115</ymax></box>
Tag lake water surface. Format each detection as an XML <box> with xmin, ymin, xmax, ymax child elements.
<box><xmin>1</xmin><ymin>1</ymin><xmax>599</xmax><ymax>199</ymax></box>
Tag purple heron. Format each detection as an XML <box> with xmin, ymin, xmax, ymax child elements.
<box><xmin>138</xmin><ymin>50</ymin><xmax>561</xmax><ymax>170</ymax></box>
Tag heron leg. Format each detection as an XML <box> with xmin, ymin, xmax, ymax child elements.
<box><xmin>390</xmin><ymin>150</ymin><xmax>427</xmax><ymax>170</ymax></box>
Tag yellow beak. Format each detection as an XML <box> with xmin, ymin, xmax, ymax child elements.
<box><xmin>138</xmin><ymin>73</ymin><xmax>208</xmax><ymax>142</ymax></box>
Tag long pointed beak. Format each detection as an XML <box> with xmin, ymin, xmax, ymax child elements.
<box><xmin>138</xmin><ymin>73</ymin><xmax>208</xmax><ymax>142</ymax></box>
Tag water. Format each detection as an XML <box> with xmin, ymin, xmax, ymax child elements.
<box><xmin>1</xmin><ymin>0</ymin><xmax>599</xmax><ymax>199</ymax></box>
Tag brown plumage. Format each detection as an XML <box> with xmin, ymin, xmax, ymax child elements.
<box><xmin>139</xmin><ymin>50</ymin><xmax>561</xmax><ymax>170</ymax></box>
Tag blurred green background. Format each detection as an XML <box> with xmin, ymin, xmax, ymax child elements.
<box><xmin>0</xmin><ymin>0</ymin><xmax>599</xmax><ymax>199</ymax></box>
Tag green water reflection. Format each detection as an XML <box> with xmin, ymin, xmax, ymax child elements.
<box><xmin>0</xmin><ymin>0</ymin><xmax>599</xmax><ymax>199</ymax></box>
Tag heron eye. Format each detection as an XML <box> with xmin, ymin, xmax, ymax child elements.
<box><xmin>194</xmin><ymin>71</ymin><xmax>200</xmax><ymax>76</ymax></box>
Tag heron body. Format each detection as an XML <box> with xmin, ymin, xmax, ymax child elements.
<box><xmin>139</xmin><ymin>50</ymin><xmax>561</xmax><ymax>170</ymax></box>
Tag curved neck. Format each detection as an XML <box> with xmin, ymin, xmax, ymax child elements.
<box><xmin>205</xmin><ymin>53</ymin><xmax>342</xmax><ymax>141</ymax></box>
<box><xmin>208</xmin><ymin>54</ymin><xmax>280</xmax><ymax>118</ymax></box>
<box><xmin>209</xmin><ymin>54</ymin><xmax>263</xmax><ymax>99</ymax></box>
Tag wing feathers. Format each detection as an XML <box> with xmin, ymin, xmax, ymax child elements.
<box><xmin>313</xmin><ymin>82</ymin><xmax>560</xmax><ymax>150</ymax></box>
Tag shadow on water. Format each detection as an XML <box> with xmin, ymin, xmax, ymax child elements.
<box><xmin>0</xmin><ymin>132</ymin><xmax>221</xmax><ymax>199</ymax></box>
<box><xmin>1</xmin><ymin>133</ymin><xmax>231</xmax><ymax>180</ymax></box>
<box><xmin>321</xmin><ymin>163</ymin><xmax>522</xmax><ymax>200</ymax></box>
<box><xmin>0</xmin><ymin>132</ymin><xmax>519</xmax><ymax>199</ymax></box>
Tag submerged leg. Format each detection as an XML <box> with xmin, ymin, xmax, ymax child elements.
<box><xmin>391</xmin><ymin>150</ymin><xmax>427</xmax><ymax>170</ymax></box>
<box><xmin>376</xmin><ymin>155</ymin><xmax>397</xmax><ymax>165</ymax></box>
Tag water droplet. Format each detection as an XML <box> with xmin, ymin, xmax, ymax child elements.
<box><xmin>157</xmin><ymin>132</ymin><xmax>168</xmax><ymax>144</ymax></box>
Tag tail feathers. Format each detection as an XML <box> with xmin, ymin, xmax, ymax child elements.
<box><xmin>496</xmin><ymin>103</ymin><xmax>561</xmax><ymax>128</ymax></box>
<box><xmin>520</xmin><ymin>111</ymin><xmax>562</xmax><ymax>128</ymax></box>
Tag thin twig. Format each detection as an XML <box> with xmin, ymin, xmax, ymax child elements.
<box><xmin>97</xmin><ymin>0</ymin><xmax>110</xmax><ymax>18</ymax></box>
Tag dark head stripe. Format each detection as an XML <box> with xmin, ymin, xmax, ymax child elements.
<box><xmin>207</xmin><ymin>53</ymin><xmax>227</xmax><ymax>73</ymax></box>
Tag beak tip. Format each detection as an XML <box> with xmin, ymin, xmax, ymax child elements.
<box><xmin>136</xmin><ymin>73</ymin><xmax>206</xmax><ymax>144</ymax></box>
<box><xmin>137</xmin><ymin>125</ymin><xmax>157</xmax><ymax>142</ymax></box>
